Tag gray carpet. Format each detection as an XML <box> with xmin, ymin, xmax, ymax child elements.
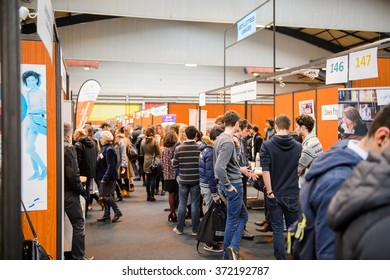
<box><xmin>85</xmin><ymin>182</ymin><xmax>276</xmax><ymax>260</ymax></box>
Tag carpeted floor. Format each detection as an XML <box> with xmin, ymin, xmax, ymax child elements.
<box><xmin>85</xmin><ymin>181</ymin><xmax>276</xmax><ymax>260</ymax></box>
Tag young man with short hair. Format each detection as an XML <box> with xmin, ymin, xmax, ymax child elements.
<box><xmin>260</xmin><ymin>114</ymin><xmax>302</xmax><ymax>260</ymax></box>
<box><xmin>214</xmin><ymin>110</ymin><xmax>248</xmax><ymax>260</ymax></box>
<box><xmin>295</xmin><ymin>114</ymin><xmax>323</xmax><ymax>187</ymax></box>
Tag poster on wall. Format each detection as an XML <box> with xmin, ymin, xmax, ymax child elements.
<box><xmin>21</xmin><ymin>64</ymin><xmax>48</xmax><ymax>211</ymax></box>
<box><xmin>321</xmin><ymin>104</ymin><xmax>339</xmax><ymax>120</ymax></box>
<box><xmin>299</xmin><ymin>100</ymin><xmax>315</xmax><ymax>117</ymax></box>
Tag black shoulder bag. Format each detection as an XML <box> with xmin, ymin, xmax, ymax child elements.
<box><xmin>21</xmin><ymin>200</ymin><xmax>51</xmax><ymax>260</ymax></box>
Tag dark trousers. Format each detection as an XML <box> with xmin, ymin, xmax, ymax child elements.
<box><xmin>64</xmin><ymin>191</ymin><xmax>85</xmax><ymax>260</ymax></box>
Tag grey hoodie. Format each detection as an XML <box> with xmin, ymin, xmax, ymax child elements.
<box><xmin>213</xmin><ymin>132</ymin><xmax>242</xmax><ymax>188</ymax></box>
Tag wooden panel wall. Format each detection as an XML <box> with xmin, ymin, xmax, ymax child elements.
<box><xmin>352</xmin><ymin>58</ymin><xmax>390</xmax><ymax>87</ymax></box>
<box><xmin>21</xmin><ymin>40</ymin><xmax>57</xmax><ymax>258</ymax></box>
<box><xmin>317</xmin><ymin>86</ymin><xmax>339</xmax><ymax>151</ymax></box>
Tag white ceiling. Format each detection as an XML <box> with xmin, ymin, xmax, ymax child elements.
<box><xmin>22</xmin><ymin>0</ymin><xmax>390</xmax><ymax>103</ymax></box>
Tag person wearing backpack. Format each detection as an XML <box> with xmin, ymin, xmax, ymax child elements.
<box><xmin>199</xmin><ymin>126</ymin><xmax>224</xmax><ymax>252</ymax></box>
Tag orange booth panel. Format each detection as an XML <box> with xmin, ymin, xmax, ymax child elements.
<box><xmin>275</xmin><ymin>93</ymin><xmax>293</xmax><ymax>121</ymax></box>
<box><xmin>21</xmin><ymin>40</ymin><xmax>57</xmax><ymax>259</ymax></box>
<box><xmin>316</xmin><ymin>86</ymin><xmax>339</xmax><ymax>151</ymax></box>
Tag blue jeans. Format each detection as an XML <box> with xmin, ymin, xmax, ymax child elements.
<box><xmin>176</xmin><ymin>183</ymin><xmax>200</xmax><ymax>233</ymax></box>
<box><xmin>219</xmin><ymin>182</ymin><xmax>248</xmax><ymax>256</ymax></box>
<box><xmin>267</xmin><ymin>195</ymin><xmax>298</xmax><ymax>260</ymax></box>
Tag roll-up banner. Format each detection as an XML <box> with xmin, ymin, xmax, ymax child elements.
<box><xmin>75</xmin><ymin>79</ymin><xmax>101</xmax><ymax>129</ymax></box>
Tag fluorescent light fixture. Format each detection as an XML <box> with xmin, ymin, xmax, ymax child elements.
<box><xmin>84</xmin><ymin>66</ymin><xmax>90</xmax><ymax>70</ymax></box>
<box><xmin>185</xmin><ymin>63</ymin><xmax>197</xmax><ymax>67</ymax></box>
<box><xmin>252</xmin><ymin>72</ymin><xmax>259</xmax><ymax>77</ymax></box>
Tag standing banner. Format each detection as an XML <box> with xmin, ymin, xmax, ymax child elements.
<box><xmin>75</xmin><ymin>79</ymin><xmax>101</xmax><ymax>129</ymax></box>
<box><xmin>21</xmin><ymin>64</ymin><xmax>48</xmax><ymax>210</ymax></box>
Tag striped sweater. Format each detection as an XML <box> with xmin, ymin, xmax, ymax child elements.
<box><xmin>172</xmin><ymin>140</ymin><xmax>200</xmax><ymax>185</ymax></box>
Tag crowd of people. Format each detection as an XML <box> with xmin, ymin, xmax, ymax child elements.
<box><xmin>63</xmin><ymin>103</ymin><xmax>390</xmax><ymax>260</ymax></box>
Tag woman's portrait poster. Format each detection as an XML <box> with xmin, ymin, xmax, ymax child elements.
<box><xmin>21</xmin><ymin>64</ymin><xmax>48</xmax><ymax>211</ymax></box>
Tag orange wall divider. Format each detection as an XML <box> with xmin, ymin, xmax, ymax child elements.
<box><xmin>316</xmin><ymin>86</ymin><xmax>339</xmax><ymax>151</ymax></box>
<box><xmin>275</xmin><ymin>93</ymin><xmax>293</xmax><ymax>121</ymax></box>
<box><xmin>167</xmin><ymin>103</ymin><xmax>274</xmax><ymax>129</ymax></box>
<box><xmin>21</xmin><ymin>40</ymin><xmax>57</xmax><ymax>258</ymax></box>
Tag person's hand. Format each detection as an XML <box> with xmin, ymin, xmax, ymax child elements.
<box><xmin>226</xmin><ymin>185</ymin><xmax>237</xmax><ymax>193</ymax></box>
<box><xmin>340</xmin><ymin>122</ymin><xmax>350</xmax><ymax>133</ymax></box>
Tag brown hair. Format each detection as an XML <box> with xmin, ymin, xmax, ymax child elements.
<box><xmin>275</xmin><ymin>114</ymin><xmax>291</xmax><ymax>130</ymax></box>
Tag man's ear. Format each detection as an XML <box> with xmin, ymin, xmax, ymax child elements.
<box><xmin>375</xmin><ymin>126</ymin><xmax>390</xmax><ymax>150</ymax></box>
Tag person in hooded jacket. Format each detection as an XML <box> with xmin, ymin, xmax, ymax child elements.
<box><xmin>73</xmin><ymin>128</ymin><xmax>99</xmax><ymax>213</ymax></box>
<box><xmin>298</xmin><ymin>104</ymin><xmax>390</xmax><ymax>259</ymax></box>
<box><xmin>260</xmin><ymin>114</ymin><xmax>302</xmax><ymax>260</ymax></box>
<box><xmin>327</xmin><ymin>104</ymin><xmax>390</xmax><ymax>259</ymax></box>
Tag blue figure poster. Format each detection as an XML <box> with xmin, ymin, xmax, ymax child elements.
<box><xmin>21</xmin><ymin>64</ymin><xmax>47</xmax><ymax>211</ymax></box>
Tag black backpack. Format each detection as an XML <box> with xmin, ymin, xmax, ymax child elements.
<box><xmin>196</xmin><ymin>200</ymin><xmax>227</xmax><ymax>253</ymax></box>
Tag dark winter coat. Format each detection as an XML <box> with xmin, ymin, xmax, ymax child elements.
<box><xmin>199</xmin><ymin>142</ymin><xmax>217</xmax><ymax>194</ymax></box>
<box><xmin>327</xmin><ymin>147</ymin><xmax>390</xmax><ymax>259</ymax></box>
<box><xmin>64</xmin><ymin>139</ymin><xmax>84</xmax><ymax>195</ymax></box>
<box><xmin>95</xmin><ymin>144</ymin><xmax>118</xmax><ymax>181</ymax></box>
<box><xmin>74</xmin><ymin>136</ymin><xmax>98</xmax><ymax>178</ymax></box>
<box><xmin>302</xmin><ymin>140</ymin><xmax>363</xmax><ymax>259</ymax></box>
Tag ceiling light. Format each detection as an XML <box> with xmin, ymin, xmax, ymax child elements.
<box><xmin>185</xmin><ymin>63</ymin><xmax>197</xmax><ymax>67</ymax></box>
<box><xmin>84</xmin><ymin>66</ymin><xmax>90</xmax><ymax>70</ymax></box>
<box><xmin>252</xmin><ymin>72</ymin><xmax>259</xmax><ymax>77</ymax></box>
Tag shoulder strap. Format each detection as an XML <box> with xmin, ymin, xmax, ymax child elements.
<box><xmin>21</xmin><ymin>200</ymin><xmax>37</xmax><ymax>239</ymax></box>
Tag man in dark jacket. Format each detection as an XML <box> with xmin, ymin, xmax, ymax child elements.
<box><xmin>327</xmin><ymin>104</ymin><xmax>390</xmax><ymax>259</ymax></box>
<box><xmin>64</xmin><ymin>122</ymin><xmax>91</xmax><ymax>260</ymax></box>
<box><xmin>298</xmin><ymin>104</ymin><xmax>390</xmax><ymax>259</ymax></box>
<box><xmin>260</xmin><ymin>114</ymin><xmax>301</xmax><ymax>260</ymax></box>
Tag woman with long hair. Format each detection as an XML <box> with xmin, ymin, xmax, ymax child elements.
<box><xmin>140</xmin><ymin>127</ymin><xmax>161</xmax><ymax>201</ymax></box>
<box><xmin>162</xmin><ymin>130</ymin><xmax>179</xmax><ymax>222</ymax></box>
<box><xmin>338</xmin><ymin>106</ymin><xmax>368</xmax><ymax>140</ymax></box>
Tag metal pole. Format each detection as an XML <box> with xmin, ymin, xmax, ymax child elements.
<box><xmin>273</xmin><ymin>0</ymin><xmax>276</xmax><ymax>118</ymax></box>
<box><xmin>1</xmin><ymin>0</ymin><xmax>23</xmax><ymax>259</ymax></box>
<box><xmin>224</xmin><ymin>29</ymin><xmax>227</xmax><ymax>113</ymax></box>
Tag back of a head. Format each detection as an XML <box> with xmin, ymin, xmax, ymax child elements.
<box><xmin>275</xmin><ymin>114</ymin><xmax>291</xmax><ymax>130</ymax></box>
<box><xmin>100</xmin><ymin>131</ymin><xmax>114</xmax><ymax>146</ymax></box>
<box><xmin>223</xmin><ymin>110</ymin><xmax>240</xmax><ymax>127</ymax></box>
<box><xmin>369</xmin><ymin>104</ymin><xmax>390</xmax><ymax>137</ymax></box>
<box><xmin>185</xmin><ymin>125</ymin><xmax>197</xmax><ymax>140</ymax></box>
<box><xmin>64</xmin><ymin>122</ymin><xmax>72</xmax><ymax>136</ymax></box>
<box><xmin>253</xmin><ymin>125</ymin><xmax>259</xmax><ymax>133</ymax></box>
